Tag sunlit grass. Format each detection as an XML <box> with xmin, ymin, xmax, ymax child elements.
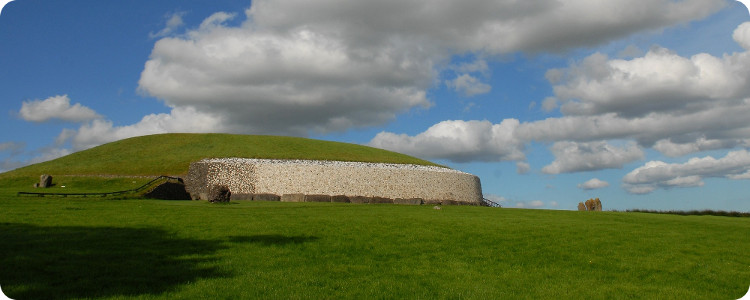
<box><xmin>0</xmin><ymin>133</ymin><xmax>441</xmax><ymax>179</ymax></box>
<box><xmin>1</xmin><ymin>198</ymin><xmax>748</xmax><ymax>299</ymax></box>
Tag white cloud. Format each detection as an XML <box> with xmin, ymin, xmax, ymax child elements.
<box><xmin>733</xmin><ymin>21</ymin><xmax>750</xmax><ymax>50</ymax></box>
<box><xmin>59</xmin><ymin>106</ymin><xmax>224</xmax><ymax>151</ymax></box>
<box><xmin>551</xmin><ymin>47</ymin><xmax>750</xmax><ymax>118</ymax></box>
<box><xmin>623</xmin><ymin>150</ymin><xmax>750</xmax><ymax>194</ymax></box>
<box><xmin>372</xmin><ymin>21</ymin><xmax>750</xmax><ymax>179</ymax></box>
<box><xmin>139</xmin><ymin>12</ymin><xmax>432</xmax><ymax>136</ymax></box>
<box><xmin>19</xmin><ymin>95</ymin><xmax>101</xmax><ymax>123</ymax></box>
<box><xmin>445</xmin><ymin>74</ymin><xmax>491</xmax><ymax>97</ymax></box>
<box><xmin>578</xmin><ymin>178</ymin><xmax>610</xmax><ymax>190</ymax></box>
<box><xmin>368</xmin><ymin>119</ymin><xmax>525</xmax><ymax>163</ymax></box>
<box><xmin>136</xmin><ymin>0</ymin><xmax>724</xmax><ymax>137</ymax></box>
<box><xmin>542</xmin><ymin>141</ymin><xmax>644</xmax><ymax>174</ymax></box>
<box><xmin>149</xmin><ymin>11</ymin><xmax>186</xmax><ymax>38</ymax></box>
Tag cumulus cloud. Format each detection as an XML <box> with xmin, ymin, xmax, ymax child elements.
<box><xmin>623</xmin><ymin>150</ymin><xmax>750</xmax><ymax>194</ymax></box>
<box><xmin>135</xmin><ymin>0</ymin><xmax>724</xmax><ymax>137</ymax></box>
<box><xmin>445</xmin><ymin>74</ymin><xmax>491</xmax><ymax>97</ymax></box>
<box><xmin>550</xmin><ymin>47</ymin><xmax>750</xmax><ymax>118</ymax></box>
<box><xmin>58</xmin><ymin>106</ymin><xmax>223</xmax><ymax>151</ymax></box>
<box><xmin>542</xmin><ymin>141</ymin><xmax>644</xmax><ymax>174</ymax></box>
<box><xmin>578</xmin><ymin>178</ymin><xmax>610</xmax><ymax>190</ymax></box>
<box><xmin>368</xmin><ymin>119</ymin><xmax>525</xmax><ymax>163</ymax></box>
<box><xmin>19</xmin><ymin>95</ymin><xmax>101</xmax><ymax>123</ymax></box>
<box><xmin>372</xmin><ymin>21</ymin><xmax>750</xmax><ymax>180</ymax></box>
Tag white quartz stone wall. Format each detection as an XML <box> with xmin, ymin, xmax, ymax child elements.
<box><xmin>185</xmin><ymin>158</ymin><xmax>483</xmax><ymax>204</ymax></box>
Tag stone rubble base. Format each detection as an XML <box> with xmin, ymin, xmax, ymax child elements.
<box><xmin>185</xmin><ymin>158</ymin><xmax>483</xmax><ymax>205</ymax></box>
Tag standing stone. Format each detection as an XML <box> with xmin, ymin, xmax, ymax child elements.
<box><xmin>208</xmin><ymin>185</ymin><xmax>231</xmax><ymax>203</ymax></box>
<box><xmin>577</xmin><ymin>202</ymin><xmax>586</xmax><ymax>211</ymax></box>
<box><xmin>39</xmin><ymin>174</ymin><xmax>53</xmax><ymax>188</ymax></box>
<box><xmin>593</xmin><ymin>198</ymin><xmax>602</xmax><ymax>211</ymax></box>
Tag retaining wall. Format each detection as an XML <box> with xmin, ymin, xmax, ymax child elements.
<box><xmin>184</xmin><ymin>158</ymin><xmax>483</xmax><ymax>204</ymax></box>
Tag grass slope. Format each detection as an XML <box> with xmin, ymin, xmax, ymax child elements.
<box><xmin>1</xmin><ymin>199</ymin><xmax>748</xmax><ymax>299</ymax></box>
<box><xmin>2</xmin><ymin>133</ymin><xmax>439</xmax><ymax>178</ymax></box>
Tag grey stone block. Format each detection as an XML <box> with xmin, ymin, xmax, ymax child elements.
<box><xmin>331</xmin><ymin>195</ymin><xmax>350</xmax><ymax>203</ymax></box>
<box><xmin>442</xmin><ymin>200</ymin><xmax>458</xmax><ymax>206</ymax></box>
<box><xmin>281</xmin><ymin>193</ymin><xmax>305</xmax><ymax>202</ymax></box>
<box><xmin>370</xmin><ymin>196</ymin><xmax>393</xmax><ymax>204</ymax></box>
<box><xmin>231</xmin><ymin>193</ymin><xmax>254</xmax><ymax>201</ymax></box>
<box><xmin>350</xmin><ymin>196</ymin><xmax>370</xmax><ymax>204</ymax></box>
<box><xmin>253</xmin><ymin>193</ymin><xmax>280</xmax><ymax>201</ymax></box>
<box><xmin>394</xmin><ymin>198</ymin><xmax>423</xmax><ymax>205</ymax></box>
<box><xmin>304</xmin><ymin>194</ymin><xmax>332</xmax><ymax>202</ymax></box>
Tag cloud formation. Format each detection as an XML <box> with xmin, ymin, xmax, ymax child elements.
<box><xmin>623</xmin><ymin>150</ymin><xmax>750</xmax><ymax>194</ymax></box>
<box><xmin>135</xmin><ymin>0</ymin><xmax>724</xmax><ymax>136</ymax></box>
<box><xmin>542</xmin><ymin>141</ymin><xmax>643</xmax><ymax>174</ymax></box>
<box><xmin>371</xmin><ymin>21</ymin><xmax>750</xmax><ymax>194</ymax></box>
<box><xmin>445</xmin><ymin>74</ymin><xmax>491</xmax><ymax>97</ymax></box>
<box><xmin>369</xmin><ymin>119</ymin><xmax>525</xmax><ymax>163</ymax></box>
<box><xmin>19</xmin><ymin>95</ymin><xmax>101</xmax><ymax>123</ymax></box>
<box><xmin>578</xmin><ymin>178</ymin><xmax>610</xmax><ymax>190</ymax></box>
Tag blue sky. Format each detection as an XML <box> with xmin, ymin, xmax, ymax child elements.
<box><xmin>2</xmin><ymin>0</ymin><xmax>750</xmax><ymax>211</ymax></box>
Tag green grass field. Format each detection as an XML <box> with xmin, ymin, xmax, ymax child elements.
<box><xmin>1</xmin><ymin>197</ymin><xmax>748</xmax><ymax>299</ymax></box>
<box><xmin>1</xmin><ymin>133</ymin><xmax>440</xmax><ymax>179</ymax></box>
<box><xmin>1</xmin><ymin>133</ymin><xmax>748</xmax><ymax>299</ymax></box>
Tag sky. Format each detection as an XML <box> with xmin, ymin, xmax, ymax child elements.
<box><xmin>2</xmin><ymin>0</ymin><xmax>750</xmax><ymax>212</ymax></box>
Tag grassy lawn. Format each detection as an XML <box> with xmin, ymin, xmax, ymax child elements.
<box><xmin>1</xmin><ymin>198</ymin><xmax>748</xmax><ymax>299</ymax></box>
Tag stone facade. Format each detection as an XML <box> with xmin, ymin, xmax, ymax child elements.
<box><xmin>185</xmin><ymin>158</ymin><xmax>483</xmax><ymax>205</ymax></box>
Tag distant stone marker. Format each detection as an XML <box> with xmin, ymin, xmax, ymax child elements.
<box><xmin>36</xmin><ymin>174</ymin><xmax>53</xmax><ymax>188</ymax></box>
<box><xmin>578</xmin><ymin>198</ymin><xmax>602</xmax><ymax>211</ymax></box>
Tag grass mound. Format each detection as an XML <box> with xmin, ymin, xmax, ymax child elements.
<box><xmin>1</xmin><ymin>133</ymin><xmax>439</xmax><ymax>178</ymax></box>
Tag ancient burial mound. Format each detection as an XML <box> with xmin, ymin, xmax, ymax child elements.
<box><xmin>2</xmin><ymin>133</ymin><xmax>482</xmax><ymax>203</ymax></box>
<box><xmin>186</xmin><ymin>158</ymin><xmax>483</xmax><ymax>205</ymax></box>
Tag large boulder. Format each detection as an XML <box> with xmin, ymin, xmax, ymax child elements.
<box><xmin>208</xmin><ymin>185</ymin><xmax>231</xmax><ymax>203</ymax></box>
<box><xmin>38</xmin><ymin>174</ymin><xmax>53</xmax><ymax>188</ymax></box>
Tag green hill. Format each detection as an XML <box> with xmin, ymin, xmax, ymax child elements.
<box><xmin>2</xmin><ymin>133</ymin><xmax>440</xmax><ymax>178</ymax></box>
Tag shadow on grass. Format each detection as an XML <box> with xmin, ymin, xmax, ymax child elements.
<box><xmin>227</xmin><ymin>234</ymin><xmax>319</xmax><ymax>246</ymax></box>
<box><xmin>0</xmin><ymin>223</ymin><xmax>229</xmax><ymax>300</ymax></box>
